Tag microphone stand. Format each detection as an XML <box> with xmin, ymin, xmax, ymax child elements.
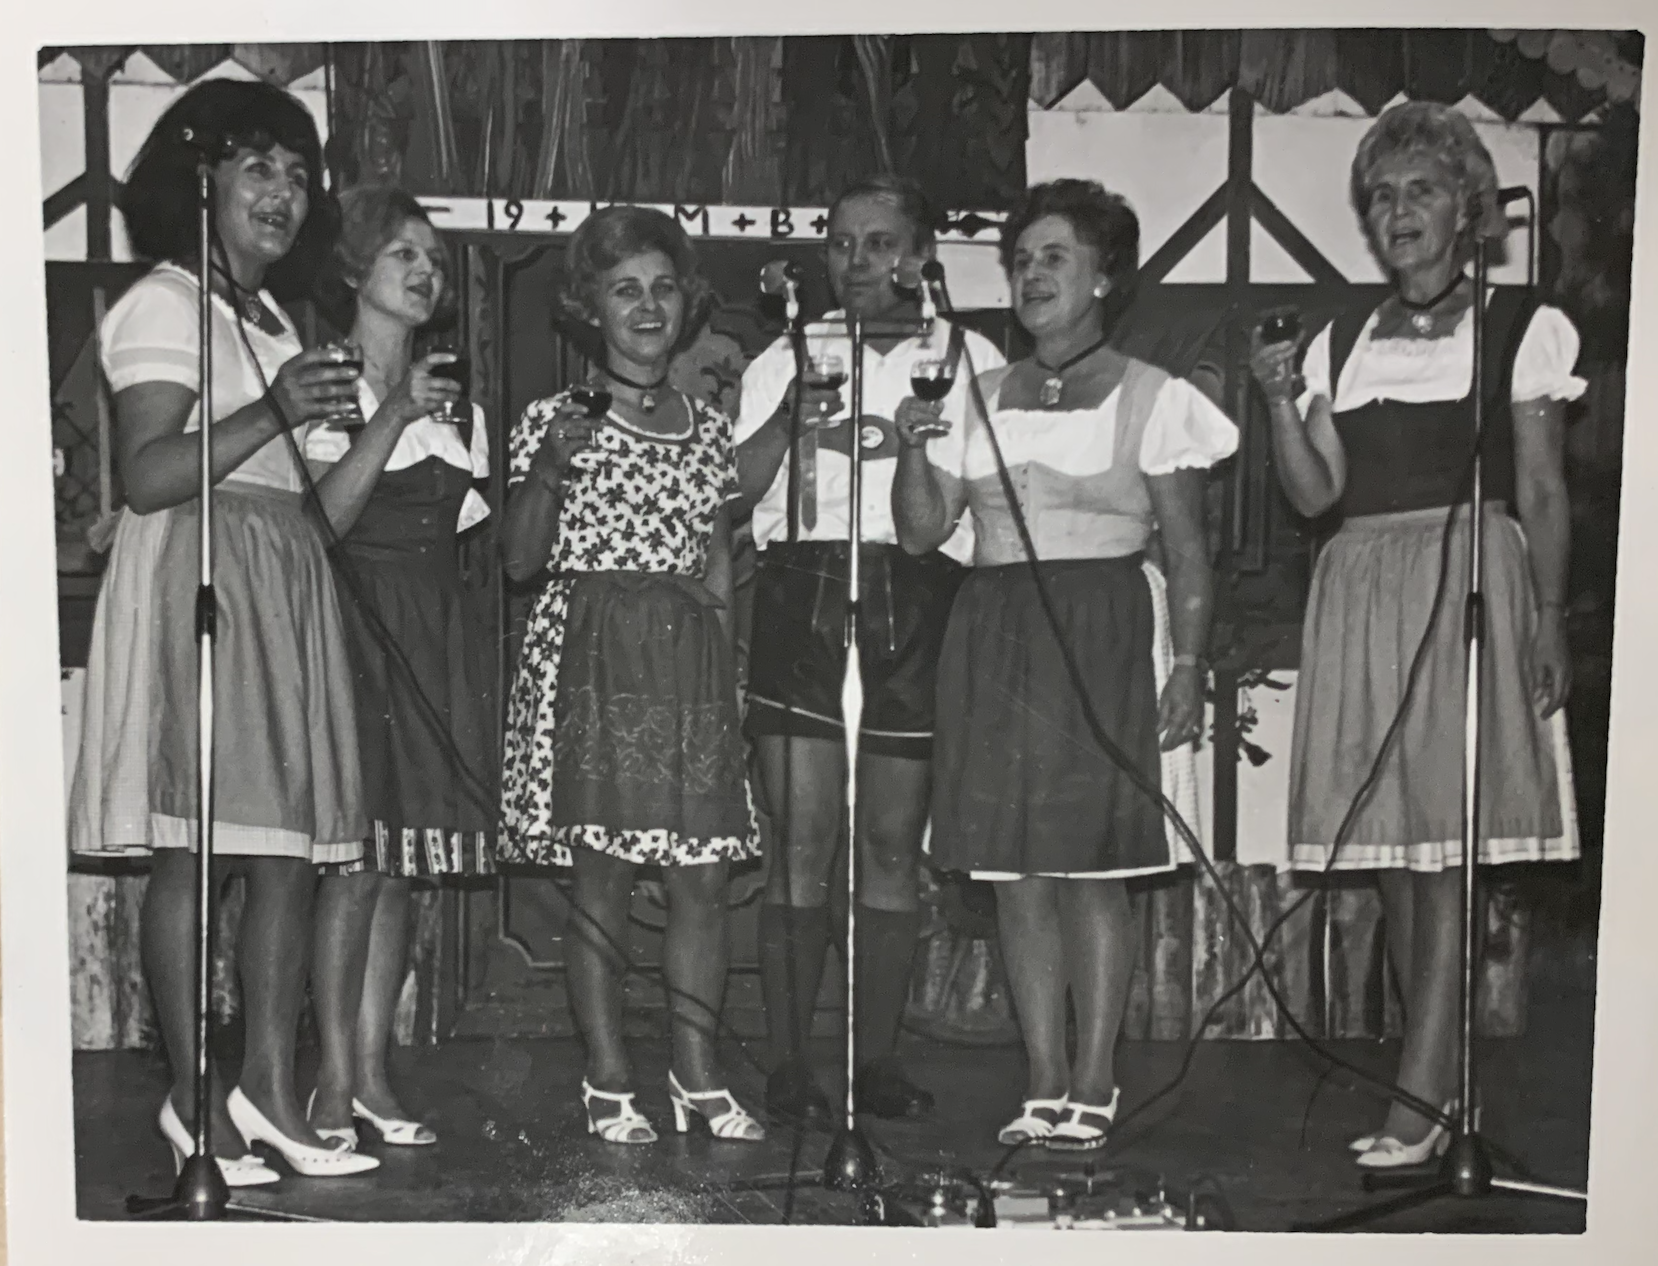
<box><xmin>123</xmin><ymin>155</ymin><xmax>306</xmax><ymax>1225</ymax></box>
<box><xmin>1300</xmin><ymin>238</ymin><xmax>1585</xmax><ymax>1230</ymax></box>
<box><xmin>806</xmin><ymin>306</ymin><xmax>934</xmax><ymax>1194</ymax></box>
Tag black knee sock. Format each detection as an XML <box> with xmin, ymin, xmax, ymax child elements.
<box><xmin>758</xmin><ymin>903</ymin><xmax>831</xmax><ymax>1072</ymax></box>
<box><xmin>854</xmin><ymin>906</ymin><xmax>923</xmax><ymax>1070</ymax></box>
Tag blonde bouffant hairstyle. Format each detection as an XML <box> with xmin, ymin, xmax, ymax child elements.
<box><xmin>1350</xmin><ymin>102</ymin><xmax>1509</xmax><ymax>257</ymax></box>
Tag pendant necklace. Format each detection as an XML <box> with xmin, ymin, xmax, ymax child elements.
<box><xmin>209</xmin><ymin>263</ymin><xmax>267</xmax><ymax>325</ymax></box>
<box><xmin>1398</xmin><ymin>273</ymin><xmax>1467</xmax><ymax>336</ymax></box>
<box><xmin>603</xmin><ymin>361</ymin><xmax>670</xmax><ymax>413</ymax></box>
<box><xmin>1034</xmin><ymin>335</ymin><xmax>1109</xmax><ymax>408</ymax></box>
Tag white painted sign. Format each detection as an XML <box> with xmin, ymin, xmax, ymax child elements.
<box><xmin>417</xmin><ymin>197</ymin><xmax>1013</xmax><ymax>308</ymax></box>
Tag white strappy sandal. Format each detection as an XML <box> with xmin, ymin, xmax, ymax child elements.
<box><xmin>667</xmin><ymin>1071</ymin><xmax>766</xmax><ymax>1141</ymax></box>
<box><xmin>997</xmin><ymin>1096</ymin><xmax>1070</xmax><ymax>1146</ymax></box>
<box><xmin>353</xmin><ymin>1098</ymin><xmax>437</xmax><ymax>1147</ymax></box>
<box><xmin>305</xmin><ymin>1089</ymin><xmax>359</xmax><ymax>1151</ymax></box>
<box><xmin>1046</xmin><ymin>1087</ymin><xmax>1122</xmax><ymax>1152</ymax></box>
<box><xmin>581</xmin><ymin>1080</ymin><xmax>658</xmax><ymax>1144</ymax></box>
<box><xmin>1349</xmin><ymin>1102</ymin><xmax>1471</xmax><ymax>1155</ymax></box>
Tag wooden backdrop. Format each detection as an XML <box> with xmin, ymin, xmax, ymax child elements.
<box><xmin>52</xmin><ymin>31</ymin><xmax>1636</xmax><ymax>1051</ymax></box>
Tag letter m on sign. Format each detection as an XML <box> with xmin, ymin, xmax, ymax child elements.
<box><xmin>674</xmin><ymin>206</ymin><xmax>710</xmax><ymax>236</ymax></box>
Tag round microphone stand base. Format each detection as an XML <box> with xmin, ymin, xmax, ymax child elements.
<box><xmin>125</xmin><ymin>1154</ymin><xmax>230</xmax><ymax>1221</ymax></box>
<box><xmin>126</xmin><ymin>1173</ymin><xmax>330</xmax><ymax>1223</ymax></box>
<box><xmin>822</xmin><ymin>1122</ymin><xmax>881</xmax><ymax>1193</ymax></box>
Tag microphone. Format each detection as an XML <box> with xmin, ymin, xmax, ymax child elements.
<box><xmin>1496</xmin><ymin>185</ymin><xmax>1531</xmax><ymax>205</ymax></box>
<box><xmin>179</xmin><ymin>126</ymin><xmax>234</xmax><ymax>161</ymax></box>
<box><xmin>893</xmin><ymin>257</ymin><xmax>941</xmax><ymax>326</ymax></box>
<box><xmin>760</xmin><ymin>259</ymin><xmax>804</xmax><ymax>323</ymax></box>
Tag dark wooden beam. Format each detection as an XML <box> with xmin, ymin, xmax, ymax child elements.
<box><xmin>1250</xmin><ymin>185</ymin><xmax>1346</xmax><ymax>286</ymax></box>
<box><xmin>43</xmin><ymin>173</ymin><xmax>87</xmax><ymax>230</ymax></box>
<box><xmin>1140</xmin><ymin>184</ymin><xmax>1226</xmax><ymax>285</ymax></box>
<box><xmin>83</xmin><ymin>66</ymin><xmax>112</xmax><ymax>261</ymax></box>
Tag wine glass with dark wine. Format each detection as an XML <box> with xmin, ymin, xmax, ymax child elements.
<box><xmin>565</xmin><ymin>386</ymin><xmax>613</xmax><ymax>471</ymax></box>
<box><xmin>429</xmin><ymin>345</ymin><xmax>471</xmax><ymax>424</ymax></box>
<box><xmin>908</xmin><ymin>358</ymin><xmax>955</xmax><ymax>437</ymax></box>
<box><xmin>806</xmin><ymin>352</ymin><xmax>847</xmax><ymax>393</ymax></box>
<box><xmin>322</xmin><ymin>341</ymin><xmax>366</xmax><ymax>431</ymax></box>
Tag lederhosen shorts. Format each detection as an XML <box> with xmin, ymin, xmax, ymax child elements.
<box><xmin>744</xmin><ymin>541</ymin><xmax>964</xmax><ymax>761</ymax></box>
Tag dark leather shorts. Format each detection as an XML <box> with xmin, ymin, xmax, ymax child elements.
<box><xmin>744</xmin><ymin>542</ymin><xmax>965</xmax><ymax>761</ymax></box>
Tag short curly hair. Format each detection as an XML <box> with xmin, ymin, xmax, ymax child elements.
<box><xmin>999</xmin><ymin>179</ymin><xmax>1140</xmax><ymax>292</ymax></box>
<box><xmin>314</xmin><ymin>184</ymin><xmax>456</xmax><ymax>330</ymax></box>
<box><xmin>1350</xmin><ymin>102</ymin><xmax>1508</xmax><ymax>251</ymax></box>
<box><xmin>827</xmin><ymin>174</ymin><xmax>940</xmax><ymax>251</ymax></box>
<box><xmin>118</xmin><ymin>78</ymin><xmax>334</xmax><ymax>301</ymax></box>
<box><xmin>560</xmin><ymin>206</ymin><xmax>713</xmax><ymax>353</ymax></box>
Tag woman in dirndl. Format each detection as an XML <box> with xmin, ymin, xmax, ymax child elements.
<box><xmin>1252</xmin><ymin>102</ymin><xmax>1581</xmax><ymax>1168</ymax></box>
<box><xmin>302</xmin><ymin>185</ymin><xmax>496</xmax><ymax>1151</ymax></box>
<box><xmin>894</xmin><ymin>179</ymin><xmax>1237</xmax><ymax>1151</ymax></box>
<box><xmin>67</xmin><ymin>79</ymin><xmax>378</xmax><ymax>1182</ymax></box>
<box><xmin>497</xmin><ymin>206</ymin><xmax>763</xmax><ymax>1144</ymax></box>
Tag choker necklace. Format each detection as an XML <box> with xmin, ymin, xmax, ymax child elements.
<box><xmin>1033</xmin><ymin>335</ymin><xmax>1109</xmax><ymax>408</ymax></box>
<box><xmin>1398</xmin><ymin>274</ymin><xmax>1468</xmax><ymax>335</ymax></box>
<box><xmin>210</xmin><ymin>269</ymin><xmax>266</xmax><ymax>325</ymax></box>
<box><xmin>603</xmin><ymin>361</ymin><xmax>671</xmax><ymax>413</ymax></box>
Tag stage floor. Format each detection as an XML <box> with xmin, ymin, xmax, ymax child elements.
<box><xmin>72</xmin><ymin>937</ymin><xmax>1595</xmax><ymax>1232</ymax></box>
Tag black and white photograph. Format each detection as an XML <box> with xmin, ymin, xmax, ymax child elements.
<box><xmin>3</xmin><ymin>2</ymin><xmax>1656</xmax><ymax>1257</ymax></box>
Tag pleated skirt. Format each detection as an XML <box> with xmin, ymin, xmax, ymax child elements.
<box><xmin>1288</xmin><ymin>506</ymin><xmax>1578</xmax><ymax>872</ymax></box>
<box><xmin>929</xmin><ymin>557</ymin><xmax>1198</xmax><ymax>880</ymax></box>
<box><xmin>336</xmin><ymin>545</ymin><xmax>497</xmax><ymax>877</ymax></box>
<box><xmin>69</xmin><ymin>483</ymin><xmax>366</xmax><ymax>865</ymax></box>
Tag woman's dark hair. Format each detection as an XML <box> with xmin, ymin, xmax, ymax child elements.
<box><xmin>560</xmin><ymin>206</ymin><xmax>714</xmax><ymax>353</ymax></box>
<box><xmin>827</xmin><ymin>173</ymin><xmax>941</xmax><ymax>251</ymax></box>
<box><xmin>314</xmin><ymin>184</ymin><xmax>455</xmax><ymax>330</ymax></box>
<box><xmin>119</xmin><ymin>78</ymin><xmax>335</xmax><ymax>300</ymax></box>
<box><xmin>999</xmin><ymin>179</ymin><xmax>1140</xmax><ymax>293</ymax></box>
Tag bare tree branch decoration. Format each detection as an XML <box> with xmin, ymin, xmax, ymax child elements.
<box><xmin>852</xmin><ymin>34</ymin><xmax>896</xmax><ymax>173</ymax></box>
<box><xmin>533</xmin><ymin>40</ymin><xmax>593</xmax><ymax>200</ymax></box>
<box><xmin>722</xmin><ymin>37</ymin><xmax>781</xmax><ymax>202</ymax></box>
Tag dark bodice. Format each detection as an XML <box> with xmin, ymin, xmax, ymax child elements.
<box><xmin>1332</xmin><ymin>395</ymin><xmax>1515</xmax><ymax>518</ymax></box>
<box><xmin>1327</xmin><ymin>289</ymin><xmax>1536</xmax><ymax>521</ymax></box>
<box><xmin>340</xmin><ymin>456</ymin><xmax>474</xmax><ymax>569</ymax></box>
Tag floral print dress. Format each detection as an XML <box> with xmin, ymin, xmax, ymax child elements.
<box><xmin>498</xmin><ymin>390</ymin><xmax>760</xmax><ymax>868</ymax></box>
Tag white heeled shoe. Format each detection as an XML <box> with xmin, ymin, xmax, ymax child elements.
<box><xmin>1351</xmin><ymin>1103</ymin><xmax>1474</xmax><ymax>1159</ymax></box>
<box><xmin>1046</xmin><ymin>1087</ymin><xmax>1122</xmax><ymax>1152</ymax></box>
<box><xmin>997</xmin><ymin>1096</ymin><xmax>1069</xmax><ymax>1146</ymax></box>
<box><xmin>667</xmin><ymin>1071</ymin><xmax>765</xmax><ymax>1141</ymax></box>
<box><xmin>353</xmin><ymin>1097</ymin><xmax>437</xmax><ymax>1147</ymax></box>
<box><xmin>158</xmin><ymin>1096</ymin><xmax>280</xmax><ymax>1188</ymax></box>
<box><xmin>1356</xmin><ymin>1122</ymin><xmax>1451</xmax><ymax>1169</ymax></box>
<box><xmin>581</xmin><ymin>1080</ymin><xmax>657</xmax><ymax>1144</ymax></box>
<box><xmin>305</xmin><ymin>1089</ymin><xmax>359</xmax><ymax>1151</ymax></box>
<box><xmin>227</xmin><ymin>1087</ymin><xmax>380</xmax><ymax>1176</ymax></box>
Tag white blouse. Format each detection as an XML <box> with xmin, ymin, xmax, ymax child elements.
<box><xmin>736</xmin><ymin>315</ymin><xmax>1006</xmax><ymax>562</ymax></box>
<box><xmin>926</xmin><ymin>365</ymin><xmax>1239</xmax><ymax>564</ymax></box>
<box><xmin>304</xmin><ymin>379</ymin><xmax>491</xmax><ymax>532</ymax></box>
<box><xmin>941</xmin><ymin>373</ymin><xmax>1240</xmax><ymax>484</ymax></box>
<box><xmin>100</xmin><ymin>262</ymin><xmax>310</xmax><ymax>494</ymax></box>
<box><xmin>1300</xmin><ymin>301</ymin><xmax>1588</xmax><ymax>414</ymax></box>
